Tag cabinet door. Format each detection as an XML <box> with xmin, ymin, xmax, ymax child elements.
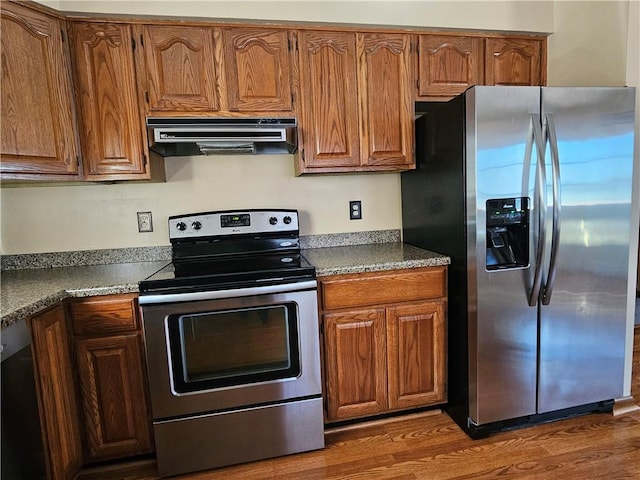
<box><xmin>485</xmin><ymin>37</ymin><xmax>544</xmax><ymax>86</ymax></box>
<box><xmin>70</xmin><ymin>22</ymin><xmax>149</xmax><ymax>180</ymax></box>
<box><xmin>140</xmin><ymin>25</ymin><xmax>219</xmax><ymax>113</ymax></box>
<box><xmin>222</xmin><ymin>28</ymin><xmax>293</xmax><ymax>112</ymax></box>
<box><xmin>323</xmin><ymin>308</ymin><xmax>387</xmax><ymax>421</ymax></box>
<box><xmin>29</xmin><ymin>305</ymin><xmax>83</xmax><ymax>480</ymax></box>
<box><xmin>417</xmin><ymin>34</ymin><xmax>484</xmax><ymax>100</ymax></box>
<box><xmin>298</xmin><ymin>31</ymin><xmax>360</xmax><ymax>171</ymax></box>
<box><xmin>75</xmin><ymin>333</ymin><xmax>153</xmax><ymax>462</ymax></box>
<box><xmin>387</xmin><ymin>301</ymin><xmax>446</xmax><ymax>410</ymax></box>
<box><xmin>0</xmin><ymin>2</ymin><xmax>79</xmax><ymax>180</ymax></box>
<box><xmin>358</xmin><ymin>33</ymin><xmax>414</xmax><ymax>169</ymax></box>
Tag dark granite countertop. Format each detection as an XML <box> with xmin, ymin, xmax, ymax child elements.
<box><xmin>1</xmin><ymin>261</ymin><xmax>167</xmax><ymax>329</ymax></box>
<box><xmin>1</xmin><ymin>243</ymin><xmax>449</xmax><ymax>329</ymax></box>
<box><xmin>303</xmin><ymin>243</ymin><xmax>449</xmax><ymax>276</ymax></box>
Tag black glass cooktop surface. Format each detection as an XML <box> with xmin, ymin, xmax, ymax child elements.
<box><xmin>139</xmin><ymin>251</ymin><xmax>316</xmax><ymax>295</ymax></box>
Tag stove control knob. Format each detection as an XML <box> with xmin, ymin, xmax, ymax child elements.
<box><xmin>269</xmin><ymin>216</ymin><xmax>278</xmax><ymax>225</ymax></box>
<box><xmin>176</xmin><ymin>222</ymin><xmax>187</xmax><ymax>231</ymax></box>
<box><xmin>283</xmin><ymin>216</ymin><xmax>292</xmax><ymax>225</ymax></box>
<box><xmin>192</xmin><ymin>221</ymin><xmax>202</xmax><ymax>230</ymax></box>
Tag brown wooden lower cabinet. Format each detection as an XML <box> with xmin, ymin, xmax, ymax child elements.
<box><xmin>386</xmin><ymin>301</ymin><xmax>446</xmax><ymax>410</ymax></box>
<box><xmin>29</xmin><ymin>304</ymin><xmax>83</xmax><ymax>480</ymax></box>
<box><xmin>323</xmin><ymin>307</ymin><xmax>388</xmax><ymax>420</ymax></box>
<box><xmin>320</xmin><ymin>267</ymin><xmax>447</xmax><ymax>423</ymax></box>
<box><xmin>68</xmin><ymin>294</ymin><xmax>154</xmax><ymax>464</ymax></box>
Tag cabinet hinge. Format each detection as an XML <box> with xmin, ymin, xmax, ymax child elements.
<box><xmin>287</xmin><ymin>38</ymin><xmax>291</xmax><ymax>51</ymax></box>
<box><xmin>139</xmin><ymin>34</ymin><xmax>144</xmax><ymax>47</ymax></box>
<box><xmin>60</xmin><ymin>28</ymin><xmax>65</xmax><ymax>43</ymax></box>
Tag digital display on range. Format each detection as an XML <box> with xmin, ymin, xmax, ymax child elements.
<box><xmin>220</xmin><ymin>213</ymin><xmax>250</xmax><ymax>228</ymax></box>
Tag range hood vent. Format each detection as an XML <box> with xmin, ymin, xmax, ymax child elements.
<box><xmin>146</xmin><ymin>117</ymin><xmax>297</xmax><ymax>156</ymax></box>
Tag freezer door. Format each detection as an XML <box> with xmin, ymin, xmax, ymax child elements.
<box><xmin>469</xmin><ymin>86</ymin><xmax>542</xmax><ymax>425</ymax></box>
<box><xmin>538</xmin><ymin>87</ymin><xmax>635</xmax><ymax>413</ymax></box>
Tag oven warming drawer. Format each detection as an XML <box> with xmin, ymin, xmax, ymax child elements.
<box><xmin>153</xmin><ymin>397</ymin><xmax>325</xmax><ymax>477</ymax></box>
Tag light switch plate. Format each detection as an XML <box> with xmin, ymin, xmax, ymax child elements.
<box><xmin>137</xmin><ymin>211</ymin><xmax>153</xmax><ymax>232</ymax></box>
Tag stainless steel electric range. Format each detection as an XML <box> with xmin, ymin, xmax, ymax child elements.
<box><xmin>138</xmin><ymin>209</ymin><xmax>324</xmax><ymax>477</ymax></box>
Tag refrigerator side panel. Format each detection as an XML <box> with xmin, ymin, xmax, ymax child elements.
<box><xmin>471</xmin><ymin>86</ymin><xmax>541</xmax><ymax>425</ymax></box>
<box><xmin>402</xmin><ymin>95</ymin><xmax>469</xmax><ymax>428</ymax></box>
<box><xmin>538</xmin><ymin>87</ymin><xmax>636</xmax><ymax>413</ymax></box>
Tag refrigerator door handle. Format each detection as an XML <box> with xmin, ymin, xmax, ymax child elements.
<box><xmin>527</xmin><ymin>114</ymin><xmax>547</xmax><ymax>307</ymax></box>
<box><xmin>542</xmin><ymin>113</ymin><xmax>562</xmax><ymax>305</ymax></box>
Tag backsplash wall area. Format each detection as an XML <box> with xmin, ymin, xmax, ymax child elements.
<box><xmin>0</xmin><ymin>1</ymin><xmax>635</xmax><ymax>255</ymax></box>
<box><xmin>0</xmin><ymin>155</ymin><xmax>402</xmax><ymax>253</ymax></box>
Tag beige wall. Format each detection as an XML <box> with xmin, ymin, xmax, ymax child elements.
<box><xmin>0</xmin><ymin>1</ymin><xmax>633</xmax><ymax>254</ymax></box>
<box><xmin>548</xmin><ymin>1</ymin><xmax>630</xmax><ymax>86</ymax></box>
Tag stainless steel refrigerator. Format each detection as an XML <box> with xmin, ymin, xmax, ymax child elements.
<box><xmin>401</xmin><ymin>86</ymin><xmax>638</xmax><ymax>438</ymax></box>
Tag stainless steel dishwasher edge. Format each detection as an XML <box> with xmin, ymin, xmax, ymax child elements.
<box><xmin>1</xmin><ymin>319</ymin><xmax>47</xmax><ymax>480</ymax></box>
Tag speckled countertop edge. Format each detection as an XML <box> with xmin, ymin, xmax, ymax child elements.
<box><xmin>303</xmin><ymin>242</ymin><xmax>449</xmax><ymax>276</ymax></box>
<box><xmin>1</xmin><ymin>261</ymin><xmax>168</xmax><ymax>329</ymax></box>
<box><xmin>1</xmin><ymin>233</ymin><xmax>449</xmax><ymax>329</ymax></box>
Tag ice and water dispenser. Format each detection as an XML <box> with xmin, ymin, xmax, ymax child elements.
<box><xmin>486</xmin><ymin>197</ymin><xmax>529</xmax><ymax>270</ymax></box>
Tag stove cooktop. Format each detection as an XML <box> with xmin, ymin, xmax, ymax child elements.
<box><xmin>139</xmin><ymin>209</ymin><xmax>315</xmax><ymax>296</ymax></box>
<box><xmin>139</xmin><ymin>251</ymin><xmax>316</xmax><ymax>295</ymax></box>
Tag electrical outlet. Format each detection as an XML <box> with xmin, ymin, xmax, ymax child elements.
<box><xmin>349</xmin><ymin>200</ymin><xmax>362</xmax><ymax>220</ymax></box>
<box><xmin>137</xmin><ymin>211</ymin><xmax>153</xmax><ymax>233</ymax></box>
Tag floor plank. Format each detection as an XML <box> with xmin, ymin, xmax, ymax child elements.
<box><xmin>81</xmin><ymin>327</ymin><xmax>640</xmax><ymax>480</ymax></box>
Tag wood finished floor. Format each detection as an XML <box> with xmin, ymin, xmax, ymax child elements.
<box><xmin>83</xmin><ymin>327</ymin><xmax>640</xmax><ymax>480</ymax></box>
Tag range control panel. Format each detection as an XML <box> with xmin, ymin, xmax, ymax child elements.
<box><xmin>168</xmin><ymin>209</ymin><xmax>299</xmax><ymax>239</ymax></box>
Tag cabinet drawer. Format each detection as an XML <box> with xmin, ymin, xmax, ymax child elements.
<box><xmin>69</xmin><ymin>294</ymin><xmax>138</xmax><ymax>336</ymax></box>
<box><xmin>320</xmin><ymin>267</ymin><xmax>446</xmax><ymax>311</ymax></box>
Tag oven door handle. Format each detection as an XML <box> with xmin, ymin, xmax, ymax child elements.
<box><xmin>138</xmin><ymin>280</ymin><xmax>318</xmax><ymax>305</ymax></box>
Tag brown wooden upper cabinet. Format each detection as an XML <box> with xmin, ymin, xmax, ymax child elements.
<box><xmin>137</xmin><ymin>25</ymin><xmax>294</xmax><ymax>115</ymax></box>
<box><xmin>417</xmin><ymin>34</ymin><xmax>546</xmax><ymax>100</ymax></box>
<box><xmin>485</xmin><ymin>37</ymin><xmax>545</xmax><ymax>86</ymax></box>
<box><xmin>138</xmin><ymin>25</ymin><xmax>219</xmax><ymax>114</ymax></box>
<box><xmin>297</xmin><ymin>31</ymin><xmax>414</xmax><ymax>174</ymax></box>
<box><xmin>359</xmin><ymin>33</ymin><xmax>414</xmax><ymax>170</ymax></box>
<box><xmin>69</xmin><ymin>21</ymin><xmax>163</xmax><ymax>181</ymax></box>
<box><xmin>0</xmin><ymin>2</ymin><xmax>80</xmax><ymax>181</ymax></box>
<box><xmin>297</xmin><ymin>31</ymin><xmax>360</xmax><ymax>171</ymax></box>
<box><xmin>417</xmin><ymin>34</ymin><xmax>484</xmax><ymax>100</ymax></box>
<box><xmin>2</xmin><ymin>1</ymin><xmax>548</xmax><ymax>180</ymax></box>
<box><xmin>222</xmin><ymin>28</ymin><xmax>294</xmax><ymax>112</ymax></box>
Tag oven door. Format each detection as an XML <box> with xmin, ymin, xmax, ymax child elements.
<box><xmin>140</xmin><ymin>281</ymin><xmax>321</xmax><ymax>420</ymax></box>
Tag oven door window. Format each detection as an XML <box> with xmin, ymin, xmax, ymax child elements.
<box><xmin>167</xmin><ymin>303</ymin><xmax>300</xmax><ymax>393</ymax></box>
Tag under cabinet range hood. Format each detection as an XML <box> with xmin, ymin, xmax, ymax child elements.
<box><xmin>146</xmin><ymin>117</ymin><xmax>297</xmax><ymax>156</ymax></box>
